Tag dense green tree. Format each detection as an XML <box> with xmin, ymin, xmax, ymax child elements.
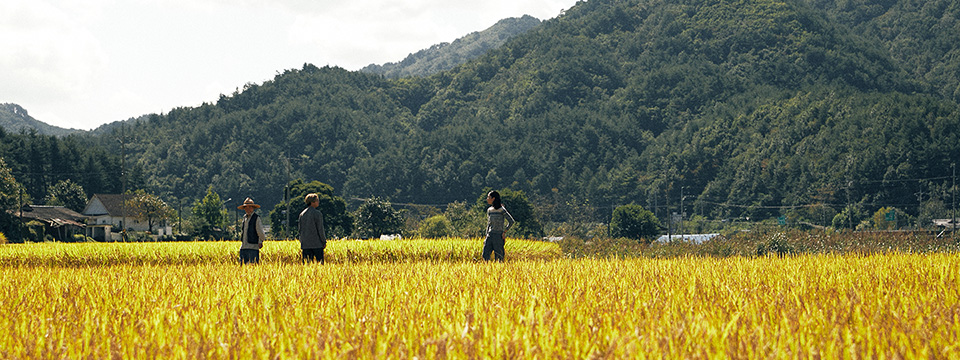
<box><xmin>610</xmin><ymin>204</ymin><xmax>661</xmax><ymax>242</ymax></box>
<box><xmin>45</xmin><ymin>179</ymin><xmax>87</xmax><ymax>213</ymax></box>
<box><xmin>917</xmin><ymin>199</ymin><xmax>948</xmax><ymax>230</ymax></box>
<box><xmin>24</xmin><ymin>132</ymin><xmax>47</xmax><ymax>200</ymax></box>
<box><xmin>0</xmin><ymin>157</ymin><xmax>26</xmax><ymax>240</ymax></box>
<box><xmin>417</xmin><ymin>215</ymin><xmax>454</xmax><ymax>239</ymax></box>
<box><xmin>268</xmin><ymin>179</ymin><xmax>352</xmax><ymax>239</ymax></box>
<box><xmin>353</xmin><ymin>197</ymin><xmax>404</xmax><ymax>238</ymax></box>
<box><xmin>0</xmin><ymin>130</ymin><xmax>122</xmax><ymax>202</ymax></box>
<box><xmin>832</xmin><ymin>204</ymin><xmax>867</xmax><ymax>230</ymax></box>
<box><xmin>0</xmin><ymin>158</ymin><xmax>22</xmax><ymax>212</ymax></box>
<box><xmin>191</xmin><ymin>187</ymin><xmax>227</xmax><ymax>240</ymax></box>
<box><xmin>443</xmin><ymin>201</ymin><xmax>485</xmax><ymax>238</ymax></box>
<box><xmin>870</xmin><ymin>206</ymin><xmax>910</xmax><ymax>230</ymax></box>
<box><xmin>124</xmin><ymin>189</ymin><xmax>175</xmax><ymax>233</ymax></box>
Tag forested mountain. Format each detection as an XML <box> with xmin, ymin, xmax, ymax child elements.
<box><xmin>8</xmin><ymin>0</ymin><xmax>960</xmax><ymax>228</ymax></box>
<box><xmin>0</xmin><ymin>104</ymin><xmax>81</xmax><ymax>136</ymax></box>
<box><xmin>802</xmin><ymin>0</ymin><xmax>960</xmax><ymax>102</ymax></box>
<box><xmin>360</xmin><ymin>15</ymin><xmax>543</xmax><ymax>79</ymax></box>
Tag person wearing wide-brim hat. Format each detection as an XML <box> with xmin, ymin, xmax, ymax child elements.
<box><xmin>238</xmin><ymin>197</ymin><xmax>266</xmax><ymax>264</ymax></box>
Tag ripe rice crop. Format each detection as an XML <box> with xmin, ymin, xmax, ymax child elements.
<box><xmin>0</xmin><ymin>238</ymin><xmax>561</xmax><ymax>267</ymax></box>
<box><xmin>0</xmin><ymin>242</ymin><xmax>957</xmax><ymax>358</ymax></box>
<box><xmin>558</xmin><ymin>229</ymin><xmax>960</xmax><ymax>259</ymax></box>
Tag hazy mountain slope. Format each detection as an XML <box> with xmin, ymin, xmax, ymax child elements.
<box><xmin>360</xmin><ymin>15</ymin><xmax>542</xmax><ymax>78</ymax></box>
<box><xmin>0</xmin><ymin>103</ymin><xmax>81</xmax><ymax>136</ymax></box>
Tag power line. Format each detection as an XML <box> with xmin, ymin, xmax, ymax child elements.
<box><xmin>11</xmin><ymin>171</ymin><xmax>113</xmax><ymax>177</ymax></box>
<box><xmin>853</xmin><ymin>175</ymin><xmax>952</xmax><ymax>184</ymax></box>
<box><xmin>697</xmin><ymin>201</ymin><xmax>827</xmax><ymax>210</ymax></box>
<box><xmin>696</xmin><ymin>200</ymin><xmax>924</xmax><ymax>210</ymax></box>
<box><xmin>349</xmin><ymin>197</ymin><xmax>454</xmax><ymax>208</ymax></box>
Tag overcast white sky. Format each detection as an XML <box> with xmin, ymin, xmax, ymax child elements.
<box><xmin>0</xmin><ymin>0</ymin><xmax>576</xmax><ymax>130</ymax></box>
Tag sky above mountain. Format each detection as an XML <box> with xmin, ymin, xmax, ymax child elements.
<box><xmin>0</xmin><ymin>0</ymin><xmax>575</xmax><ymax>131</ymax></box>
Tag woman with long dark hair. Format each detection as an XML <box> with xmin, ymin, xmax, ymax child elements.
<box><xmin>482</xmin><ymin>190</ymin><xmax>515</xmax><ymax>261</ymax></box>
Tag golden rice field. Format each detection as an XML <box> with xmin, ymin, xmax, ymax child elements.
<box><xmin>1</xmin><ymin>240</ymin><xmax>958</xmax><ymax>359</ymax></box>
<box><xmin>0</xmin><ymin>238</ymin><xmax>562</xmax><ymax>266</ymax></box>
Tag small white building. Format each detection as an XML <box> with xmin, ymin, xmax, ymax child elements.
<box><xmin>82</xmin><ymin>194</ymin><xmax>173</xmax><ymax>238</ymax></box>
<box><xmin>656</xmin><ymin>233</ymin><xmax>721</xmax><ymax>244</ymax></box>
<box><xmin>932</xmin><ymin>219</ymin><xmax>958</xmax><ymax>228</ymax></box>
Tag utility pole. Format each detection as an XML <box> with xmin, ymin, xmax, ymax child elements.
<box><xmin>846</xmin><ymin>181</ymin><xmax>853</xmax><ymax>230</ymax></box>
<box><xmin>845</xmin><ymin>155</ymin><xmax>854</xmax><ymax>231</ymax></box>
<box><xmin>680</xmin><ymin>186</ymin><xmax>685</xmax><ymax>241</ymax></box>
<box><xmin>915</xmin><ymin>189</ymin><xmax>925</xmax><ymax>230</ymax></box>
<box><xmin>18</xmin><ymin>187</ymin><xmax>23</xmax><ymax>242</ymax></box>
<box><xmin>653</xmin><ymin>187</ymin><xmax>658</xmax><ymax>224</ymax></box>
<box><xmin>666</xmin><ymin>185</ymin><xmax>671</xmax><ymax>243</ymax></box>
<box><xmin>953</xmin><ymin>163</ymin><xmax>956</xmax><ymax>235</ymax></box>
<box><xmin>223</xmin><ymin>198</ymin><xmax>232</xmax><ymax>240</ymax></box>
<box><xmin>281</xmin><ymin>152</ymin><xmax>291</xmax><ymax>240</ymax></box>
<box><xmin>280</xmin><ymin>153</ymin><xmax>307</xmax><ymax>240</ymax></box>
<box><xmin>116</xmin><ymin>124</ymin><xmax>128</xmax><ymax>241</ymax></box>
<box><xmin>177</xmin><ymin>198</ymin><xmax>182</xmax><ymax>236</ymax></box>
<box><xmin>651</xmin><ymin>185</ymin><xmax>660</xmax><ymax>241</ymax></box>
<box><xmin>234</xmin><ymin>202</ymin><xmax>239</xmax><ymax>240</ymax></box>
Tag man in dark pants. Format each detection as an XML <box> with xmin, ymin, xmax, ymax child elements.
<box><xmin>238</xmin><ymin>198</ymin><xmax>265</xmax><ymax>264</ymax></box>
<box><xmin>298</xmin><ymin>193</ymin><xmax>327</xmax><ymax>263</ymax></box>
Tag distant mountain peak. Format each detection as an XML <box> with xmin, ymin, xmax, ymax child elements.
<box><xmin>0</xmin><ymin>103</ymin><xmax>82</xmax><ymax>136</ymax></box>
<box><xmin>361</xmin><ymin>15</ymin><xmax>542</xmax><ymax>79</ymax></box>
<box><xmin>9</xmin><ymin>104</ymin><xmax>26</xmax><ymax>117</ymax></box>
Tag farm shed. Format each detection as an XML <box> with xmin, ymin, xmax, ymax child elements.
<box><xmin>8</xmin><ymin>205</ymin><xmax>88</xmax><ymax>241</ymax></box>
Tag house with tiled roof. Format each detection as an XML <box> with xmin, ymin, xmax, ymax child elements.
<box><xmin>83</xmin><ymin>194</ymin><xmax>131</xmax><ymax>227</ymax></box>
<box><xmin>83</xmin><ymin>194</ymin><xmax>129</xmax><ymax>241</ymax></box>
<box><xmin>7</xmin><ymin>204</ymin><xmax>88</xmax><ymax>241</ymax></box>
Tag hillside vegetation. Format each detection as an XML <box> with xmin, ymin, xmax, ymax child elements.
<box><xmin>2</xmin><ymin>0</ymin><xmax>959</xmax><ymax>229</ymax></box>
<box><xmin>360</xmin><ymin>15</ymin><xmax>543</xmax><ymax>78</ymax></box>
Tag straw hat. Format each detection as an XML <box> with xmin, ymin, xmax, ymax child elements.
<box><xmin>237</xmin><ymin>197</ymin><xmax>261</xmax><ymax>210</ymax></box>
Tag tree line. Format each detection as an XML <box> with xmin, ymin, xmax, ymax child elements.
<box><xmin>0</xmin><ymin>128</ymin><xmax>138</xmax><ymax>205</ymax></box>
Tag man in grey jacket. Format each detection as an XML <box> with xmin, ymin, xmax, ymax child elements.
<box><xmin>298</xmin><ymin>193</ymin><xmax>327</xmax><ymax>263</ymax></box>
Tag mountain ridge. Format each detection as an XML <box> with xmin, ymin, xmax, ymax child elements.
<box><xmin>1</xmin><ymin>15</ymin><xmax>542</xmax><ymax>137</ymax></box>
<box><xmin>0</xmin><ymin>103</ymin><xmax>82</xmax><ymax>136</ymax></box>
<box><xmin>360</xmin><ymin>15</ymin><xmax>543</xmax><ymax>79</ymax></box>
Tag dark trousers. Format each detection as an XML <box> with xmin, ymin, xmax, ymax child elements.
<box><xmin>239</xmin><ymin>249</ymin><xmax>260</xmax><ymax>264</ymax></box>
<box><xmin>302</xmin><ymin>248</ymin><xmax>325</xmax><ymax>264</ymax></box>
<box><xmin>482</xmin><ymin>232</ymin><xmax>505</xmax><ymax>262</ymax></box>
